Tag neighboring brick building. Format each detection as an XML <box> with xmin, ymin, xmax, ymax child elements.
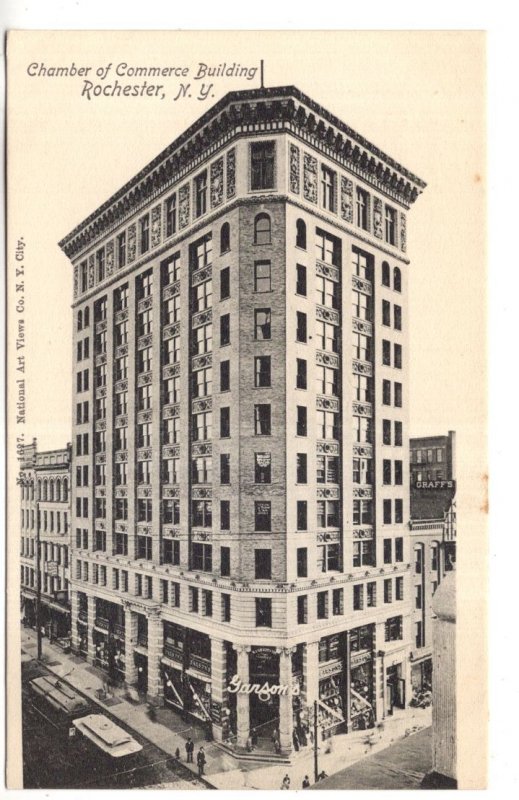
<box><xmin>19</xmin><ymin>439</ymin><xmax>72</xmax><ymax>645</ymax></box>
<box><xmin>59</xmin><ymin>85</ymin><xmax>425</xmax><ymax>755</ymax></box>
<box><xmin>409</xmin><ymin>432</ymin><xmax>456</xmax><ymax>691</ymax></box>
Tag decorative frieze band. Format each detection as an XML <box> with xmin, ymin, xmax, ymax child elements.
<box><xmin>353</xmin><ymin>487</ymin><xmax>373</xmax><ymax>499</ymax></box>
<box><xmin>352</xmin><ymin>359</ymin><xmax>373</xmax><ymax>377</ymax></box>
<box><xmin>352</xmin><ymin>275</ymin><xmax>372</xmax><ymax>296</ymax></box>
<box><xmin>162</xmin><ymin>445</ymin><xmax>180</xmax><ymax>458</ymax></box>
<box><xmin>137</xmin><ymin>371</ymin><xmax>153</xmax><ymax>388</ymax></box>
<box><xmin>95</xmin><ymin>319</ymin><xmax>108</xmax><ymax>334</ymax></box>
<box><xmin>191</xmin><ymin>266</ymin><xmax>212</xmax><ymax>288</ymax></box>
<box><xmin>353</xmin><ymin>526</ymin><xmax>374</xmax><ymax>540</ymax></box>
<box><xmin>114</xmin><ymin>521</ymin><xmax>128</xmax><ymax>533</ymax></box>
<box><xmin>192</xmin><ymin>397</ymin><xmax>212</xmax><ymax>414</ymax></box>
<box><xmin>192</xmin><ymin>529</ymin><xmax>212</xmax><ymax>542</ymax></box>
<box><xmin>114</xmin><ymin>450</ymin><xmax>128</xmax><ymax>463</ymax></box>
<box><xmin>95</xmin><ymin>453</ymin><xmax>106</xmax><ymax>465</ymax></box>
<box><xmin>114</xmin><ymin>414</ymin><xmax>128</xmax><ymax>428</ymax></box>
<box><xmin>95</xmin><ymin>419</ymin><xmax>107</xmax><ymax>432</ymax></box>
<box><xmin>191</xmin><ymin>487</ymin><xmax>212</xmax><ymax>499</ymax></box>
<box><xmin>137</xmin><ymin>410</ymin><xmax>153</xmax><ymax>424</ymax></box>
<box><xmin>316</xmin><ymin>487</ymin><xmax>340</xmax><ymax>500</ymax></box>
<box><xmin>163</xmin><ymin>487</ymin><xmax>180</xmax><ymax>499</ymax></box>
<box><xmin>137</xmin><ymin>523</ymin><xmax>152</xmax><ymax>536</ymax></box>
<box><xmin>137</xmin><ymin>486</ymin><xmax>152</xmax><ymax>498</ymax></box>
<box><xmin>289</xmin><ymin>144</ymin><xmax>300</xmax><ymax>194</ymax></box>
<box><xmin>315</xmin><ymin>350</ymin><xmax>340</xmax><ymax>369</ymax></box>
<box><xmin>352</xmin><ymin>401</ymin><xmax>373</xmax><ymax>417</ymax></box>
<box><xmin>114</xmin><ymin>344</ymin><xmax>129</xmax><ymax>359</ymax></box>
<box><xmin>137</xmin><ymin>334</ymin><xmax>153</xmax><ymax>350</ymax></box>
<box><xmin>114</xmin><ymin>487</ymin><xmax>128</xmax><ymax>498</ymax></box>
<box><xmin>114</xmin><ymin>309</ymin><xmax>129</xmax><ymax>324</ymax></box>
<box><xmin>316</xmin><ymin>305</ymin><xmax>340</xmax><ymax>325</ymax></box>
<box><xmin>137</xmin><ymin>296</ymin><xmax>153</xmax><ymax>314</ymax></box>
<box><xmin>317</xmin><ymin>530</ymin><xmax>340</xmax><ymax>543</ymax></box>
<box><xmin>163</xmin><ymin>363</ymin><xmax>181</xmax><ymax>380</ymax></box>
<box><xmin>163</xmin><ymin>404</ymin><xmax>180</xmax><ymax>419</ymax></box>
<box><xmin>163</xmin><ymin>322</ymin><xmax>181</xmax><ymax>340</ymax></box>
<box><xmin>192</xmin><ymin>353</ymin><xmax>212</xmax><ymax>371</ymax></box>
<box><xmin>192</xmin><ymin>308</ymin><xmax>212</xmax><ymax>329</ymax></box>
<box><xmin>317</xmin><ymin>441</ymin><xmax>340</xmax><ymax>456</ymax></box>
<box><xmin>95</xmin><ymin>519</ymin><xmax>106</xmax><ymax>531</ymax></box>
<box><xmin>95</xmin><ymin>486</ymin><xmax>106</xmax><ymax>498</ymax></box>
<box><xmin>163</xmin><ymin>281</ymin><xmax>180</xmax><ymax>300</ymax></box>
<box><xmin>114</xmin><ymin>379</ymin><xmax>128</xmax><ymax>394</ymax></box>
<box><xmin>95</xmin><ymin>353</ymin><xmax>107</xmax><ymax>367</ymax></box>
<box><xmin>353</xmin><ymin>443</ymin><xmax>373</xmax><ymax>458</ymax></box>
<box><xmin>163</xmin><ymin>526</ymin><xmax>180</xmax><ymax>539</ymax></box>
<box><xmin>316</xmin><ymin>396</ymin><xmax>340</xmax><ymax>412</ymax></box>
<box><xmin>191</xmin><ymin>442</ymin><xmax>212</xmax><ymax>456</ymax></box>
<box><xmin>136</xmin><ymin>447</ymin><xmax>152</xmax><ymax>461</ymax></box>
<box><xmin>352</xmin><ymin>318</ymin><xmax>372</xmax><ymax>336</ymax></box>
<box><xmin>315</xmin><ymin>260</ymin><xmax>339</xmax><ymax>282</ymax></box>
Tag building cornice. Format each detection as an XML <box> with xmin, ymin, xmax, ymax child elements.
<box><xmin>59</xmin><ymin>85</ymin><xmax>426</xmax><ymax>259</ymax></box>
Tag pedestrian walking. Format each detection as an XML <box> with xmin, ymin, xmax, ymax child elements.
<box><xmin>292</xmin><ymin>729</ymin><xmax>300</xmax><ymax>752</ymax></box>
<box><xmin>185</xmin><ymin>737</ymin><xmax>194</xmax><ymax>763</ymax></box>
<box><xmin>197</xmin><ymin>746</ymin><xmax>206</xmax><ymax>777</ymax></box>
<box><xmin>281</xmin><ymin>773</ymin><xmax>291</xmax><ymax>790</ymax></box>
<box><xmin>302</xmin><ymin>775</ymin><xmax>311</xmax><ymax>789</ymax></box>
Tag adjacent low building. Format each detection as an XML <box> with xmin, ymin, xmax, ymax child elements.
<box><xmin>409</xmin><ymin>432</ymin><xmax>456</xmax><ymax>692</ymax></box>
<box><xmin>19</xmin><ymin>440</ymin><xmax>72</xmax><ymax>645</ymax></box>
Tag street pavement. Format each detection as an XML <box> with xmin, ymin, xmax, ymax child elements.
<box><xmin>21</xmin><ymin>627</ymin><xmax>432</xmax><ymax>790</ymax></box>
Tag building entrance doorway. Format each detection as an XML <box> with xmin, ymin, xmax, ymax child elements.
<box><xmin>386</xmin><ymin>664</ymin><xmax>406</xmax><ymax>714</ymax></box>
<box><xmin>135</xmin><ymin>653</ymin><xmax>148</xmax><ymax>694</ymax></box>
<box><xmin>249</xmin><ymin>647</ymin><xmax>281</xmax><ymax>744</ymax></box>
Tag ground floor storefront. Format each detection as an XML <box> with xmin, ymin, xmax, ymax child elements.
<box><xmin>21</xmin><ymin>591</ymin><xmax>71</xmax><ymax>645</ymax></box>
<box><xmin>69</xmin><ymin>590</ymin><xmax>411</xmax><ymax>756</ymax></box>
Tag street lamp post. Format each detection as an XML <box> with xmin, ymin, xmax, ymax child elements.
<box><xmin>313</xmin><ymin>700</ymin><xmax>319</xmax><ymax>783</ymax></box>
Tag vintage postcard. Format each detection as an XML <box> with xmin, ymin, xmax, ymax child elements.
<box><xmin>6</xmin><ymin>30</ymin><xmax>486</xmax><ymax>791</ymax></box>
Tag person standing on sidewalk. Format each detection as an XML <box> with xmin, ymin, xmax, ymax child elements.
<box><xmin>281</xmin><ymin>774</ymin><xmax>290</xmax><ymax>789</ymax></box>
<box><xmin>185</xmin><ymin>737</ymin><xmax>194</xmax><ymax>763</ymax></box>
<box><xmin>197</xmin><ymin>746</ymin><xmax>206</xmax><ymax>777</ymax></box>
<box><xmin>302</xmin><ymin>775</ymin><xmax>311</xmax><ymax>789</ymax></box>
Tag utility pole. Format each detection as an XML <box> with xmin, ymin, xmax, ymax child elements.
<box><xmin>35</xmin><ymin>491</ymin><xmax>42</xmax><ymax>661</ymax></box>
<box><xmin>313</xmin><ymin>700</ymin><xmax>319</xmax><ymax>783</ymax></box>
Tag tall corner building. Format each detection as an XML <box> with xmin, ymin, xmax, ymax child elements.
<box><xmin>59</xmin><ymin>86</ymin><xmax>425</xmax><ymax>754</ymax></box>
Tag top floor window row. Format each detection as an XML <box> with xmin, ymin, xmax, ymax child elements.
<box><xmin>250</xmin><ymin>141</ymin><xmax>275</xmax><ymax>191</ymax></box>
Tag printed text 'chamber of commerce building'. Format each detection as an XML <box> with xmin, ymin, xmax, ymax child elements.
<box><xmin>58</xmin><ymin>85</ymin><xmax>425</xmax><ymax>756</ymax></box>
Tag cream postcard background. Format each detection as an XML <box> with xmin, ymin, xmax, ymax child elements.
<box><xmin>6</xmin><ymin>30</ymin><xmax>486</xmax><ymax>791</ymax></box>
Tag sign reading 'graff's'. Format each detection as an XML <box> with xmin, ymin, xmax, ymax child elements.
<box><xmin>414</xmin><ymin>480</ymin><xmax>455</xmax><ymax>491</ymax></box>
<box><xmin>227</xmin><ymin>674</ymin><xmax>300</xmax><ymax>702</ymax></box>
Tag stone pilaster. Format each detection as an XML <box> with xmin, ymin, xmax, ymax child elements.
<box><xmin>303</xmin><ymin>640</ymin><xmax>319</xmax><ymax>708</ymax></box>
<box><xmin>124</xmin><ymin>604</ymin><xmax>138</xmax><ymax>685</ymax></box>
<box><xmin>70</xmin><ymin>589</ymin><xmax>80</xmax><ymax>652</ymax></box>
<box><xmin>374</xmin><ymin>621</ymin><xmax>386</xmax><ymax>720</ymax></box>
<box><xmin>278</xmin><ymin>646</ymin><xmax>295</xmax><ymax>755</ymax></box>
<box><xmin>210</xmin><ymin>638</ymin><xmax>227</xmax><ymax>741</ymax></box>
<box><xmin>87</xmin><ymin>594</ymin><xmax>96</xmax><ymax>664</ymax></box>
<box><xmin>147</xmin><ymin>609</ymin><xmax>163</xmax><ymax>700</ymax></box>
<box><xmin>233</xmin><ymin>644</ymin><xmax>251</xmax><ymax>748</ymax></box>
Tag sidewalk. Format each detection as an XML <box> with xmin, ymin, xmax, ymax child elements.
<box><xmin>21</xmin><ymin>628</ymin><xmax>431</xmax><ymax>790</ymax></box>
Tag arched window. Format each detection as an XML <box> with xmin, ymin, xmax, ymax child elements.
<box><xmin>62</xmin><ymin>479</ymin><xmax>68</xmax><ymax>503</ymax></box>
<box><xmin>393</xmin><ymin>266</ymin><xmax>402</xmax><ymax>292</ymax></box>
<box><xmin>254</xmin><ymin>213</ymin><xmax>271</xmax><ymax>245</ymax></box>
<box><xmin>55</xmin><ymin>479</ymin><xmax>61</xmax><ymax>502</ymax></box>
<box><xmin>37</xmin><ymin>480</ymin><xmax>42</xmax><ymax>501</ymax></box>
<box><xmin>84</xmin><ymin>307</ymin><xmax>90</xmax><ymax>328</ymax></box>
<box><xmin>78</xmin><ymin>310</ymin><xmax>83</xmax><ymax>331</ymax></box>
<box><xmin>220</xmin><ymin>222</ymin><xmax>230</xmax><ymax>254</ymax></box>
<box><xmin>49</xmin><ymin>480</ymin><xmax>54</xmax><ymax>501</ymax></box>
<box><xmin>382</xmin><ymin>261</ymin><xmax>390</xmax><ymax>287</ymax></box>
<box><xmin>296</xmin><ymin>219</ymin><xmax>306</xmax><ymax>249</ymax></box>
<box><xmin>42</xmin><ymin>480</ymin><xmax>48</xmax><ymax>501</ymax></box>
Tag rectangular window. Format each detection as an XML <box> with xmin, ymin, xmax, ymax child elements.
<box><xmin>195</xmin><ymin>170</ymin><xmax>208</xmax><ymax>217</ymax></box>
<box><xmin>394</xmin><ymin>383</ymin><xmax>403</xmax><ymax>407</ymax></box>
<box><xmin>395</xmin><ymin>537</ymin><xmax>404</xmax><ymax>562</ymax></box>
<box><xmin>220</xmin><ymin>313</ymin><xmax>230</xmax><ymax>346</ymax></box>
<box><xmin>394</xmin><ymin>343</ymin><xmax>402</xmax><ymax>369</ymax></box>
<box><xmin>316</xmin><ymin>320</ymin><xmax>338</xmax><ymax>353</ymax></box>
<box><xmin>396</xmin><ymin>577</ymin><xmax>404</xmax><ymax>601</ymax></box>
<box><xmin>191</xmin><ymin>234</ymin><xmax>213</xmax><ymax>272</ymax></box>
<box><xmin>222</xmin><ymin>594</ymin><xmax>231</xmax><ymax>622</ymax></box>
<box><xmin>251</xmin><ymin>141</ymin><xmax>275</xmax><ymax>190</ymax></box>
<box><xmin>382</xmin><ymin>339</ymin><xmax>391</xmax><ymax>366</ymax></box>
<box><xmin>255</xmin><ymin>597</ymin><xmax>272</xmax><ymax>627</ymax></box>
<box><xmin>383</xmin><ymin>459</ymin><xmax>392</xmax><ymax>485</ymax></box>
<box><xmin>190</xmin><ymin>587</ymin><xmax>199</xmax><ymax>613</ymax></box>
<box><xmin>220</xmin><ymin>500</ymin><xmax>230</xmax><ymax>531</ymax></box>
<box><xmin>117</xmin><ymin>232</ymin><xmax>126</xmax><ymax>267</ymax></box>
<box><xmin>220</xmin><ymin>453</ymin><xmax>230</xmax><ymax>485</ymax></box>
<box><xmin>220</xmin><ymin>407</ymin><xmax>230</xmax><ymax>438</ymax></box>
<box><xmin>255</xmin><ymin>549</ymin><xmax>272</xmax><ymax>580</ymax></box>
<box><xmin>395</xmin><ymin>499</ymin><xmax>404</xmax><ymax>524</ymax></box>
<box><xmin>382</xmin><ymin>299</ymin><xmax>391</xmax><ymax>326</ymax></box>
<box><xmin>254</xmin><ymin>261</ymin><xmax>271</xmax><ymax>292</ymax></box>
<box><xmin>254</xmin><ymin>404</ymin><xmax>271</xmax><ymax>435</ymax></box>
<box><xmin>296</xmin><ymin>453</ymin><xmax>307</xmax><ymax>484</ymax></box>
<box><xmin>383</xmin><ymin>380</ymin><xmax>391</xmax><ymax>405</ymax></box>
<box><xmin>165</xmin><ymin>194</ymin><xmax>177</xmax><ymax>237</ymax></box>
<box><xmin>383</xmin><ymin>499</ymin><xmax>392</xmax><ymax>524</ymax></box>
<box><xmin>255</xmin><ymin>308</ymin><xmax>271</xmax><ymax>340</ymax></box>
<box><xmin>192</xmin><ymin>500</ymin><xmax>212</xmax><ymax>528</ymax></box>
<box><xmin>317</xmin><ymin>591</ymin><xmax>328</xmax><ymax>620</ymax></box>
<box><xmin>332</xmin><ymin>588</ymin><xmax>343</xmax><ymax>615</ymax></box>
<box><xmin>394</xmin><ymin>305</ymin><xmax>402</xmax><ymax>330</ymax></box>
<box><xmin>255</xmin><ymin>356</ymin><xmax>271</xmax><ymax>388</ymax></box>
<box><xmin>321</xmin><ymin>165</ymin><xmax>336</xmax><ymax>211</ymax></box>
<box><xmin>191</xmin><ymin>542</ymin><xmax>213</xmax><ymax>572</ymax></box>
<box><xmin>385</xmin><ymin>205</ymin><xmax>396</xmax><ymax>244</ymax></box>
<box><xmin>297</xmin><ymin>500</ymin><xmax>307</xmax><ymax>531</ymax></box>
<box><xmin>254</xmin><ymin>452</ymin><xmax>271</xmax><ymax>484</ymax></box>
<box><xmin>351</xmin><ymin>290</ymin><xmax>371</xmax><ymax>322</ymax></box>
<box><xmin>296</xmin><ymin>548</ymin><xmax>308</xmax><ymax>578</ymax></box>
<box><xmin>395</xmin><ymin>461</ymin><xmax>403</xmax><ymax>485</ymax></box>
<box><xmin>137</xmin><ymin>536</ymin><xmax>152</xmax><ymax>560</ymax></box>
<box><xmin>384</xmin><ymin>579</ymin><xmax>393</xmax><ymax>603</ymax></box>
<box><xmin>315</xmin><ymin>228</ymin><xmax>341</xmax><ymax>266</ymax></box>
<box><xmin>352</xmin><ymin>457</ymin><xmax>371</xmax><ymax>485</ymax></box>
<box><xmin>296</xmin><ymin>358</ymin><xmax>307</xmax><ymax>389</ymax></box>
<box><xmin>383</xmin><ymin>419</ymin><xmax>392</xmax><ymax>445</ymax></box>
<box><xmin>297</xmin><ymin>595</ymin><xmax>308</xmax><ymax>625</ymax></box>
<box><xmin>316</xmin><ymin>275</ymin><xmax>338</xmax><ymax>309</ymax></box>
<box><xmin>296</xmin><ymin>264</ymin><xmax>307</xmax><ymax>296</ymax></box>
<box><xmin>367</xmin><ymin>582</ymin><xmax>377</xmax><ymax>607</ymax></box>
<box><xmin>384</xmin><ymin>538</ymin><xmax>392</xmax><ymax>564</ymax></box>
<box><xmin>163</xmin><ymin>539</ymin><xmax>180</xmax><ymax>566</ymax></box>
<box><xmin>296</xmin><ymin>406</ymin><xmax>307</xmax><ymax>437</ymax></box>
<box><xmin>220</xmin><ymin>267</ymin><xmax>230</xmax><ymax>300</ymax></box>
<box><xmin>356</xmin><ymin>187</ymin><xmax>369</xmax><ymax>230</ymax></box>
<box><xmin>255</xmin><ymin>501</ymin><xmax>271</xmax><ymax>532</ymax></box>
<box><xmin>220</xmin><ymin>547</ymin><xmax>231</xmax><ymax>577</ymax></box>
<box><xmin>352</xmin><ymin>249</ymin><xmax>372</xmax><ymax>281</ymax></box>
<box><xmin>220</xmin><ymin>361</ymin><xmax>231</xmax><ymax>392</ymax></box>
<box><xmin>193</xmin><ymin>279</ymin><xmax>212</xmax><ymax>313</ymax></box>
<box><xmin>352</xmin><ymin>499</ymin><xmax>372</xmax><ymax>526</ymax></box>
<box><xmin>353</xmin><ymin>584</ymin><xmax>364</xmax><ymax>611</ymax></box>
<box><xmin>96</xmin><ymin>248</ymin><xmax>105</xmax><ymax>282</ymax></box>
<box><xmin>140</xmin><ymin>214</ymin><xmax>150</xmax><ymax>253</ymax></box>
<box><xmin>394</xmin><ymin>421</ymin><xmax>403</xmax><ymax>447</ymax></box>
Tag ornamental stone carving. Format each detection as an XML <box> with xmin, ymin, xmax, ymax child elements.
<box><xmin>179</xmin><ymin>184</ymin><xmax>190</xmax><ymax>229</ymax></box>
<box><xmin>316</xmin><ymin>261</ymin><xmax>339</xmax><ymax>282</ymax></box>
<box><xmin>95</xmin><ymin>353</ymin><xmax>107</xmax><ymax>368</ymax></box>
<box><xmin>114</xmin><ymin>414</ymin><xmax>128</xmax><ymax>428</ymax></box>
<box><xmin>137</xmin><ymin>448</ymin><xmax>152</xmax><ymax>461</ymax></box>
<box><xmin>115</xmin><ymin>521</ymin><xmax>128</xmax><ymax>533</ymax></box>
<box><xmin>114</xmin><ymin>379</ymin><xmax>128</xmax><ymax>394</ymax></box>
<box><xmin>95</xmin><ymin>486</ymin><xmax>106</xmax><ymax>498</ymax></box>
<box><xmin>137</xmin><ymin>410</ymin><xmax>153</xmax><ymax>424</ymax></box>
<box><xmin>137</xmin><ymin>523</ymin><xmax>152</xmax><ymax>536</ymax></box>
<box><xmin>163</xmin><ymin>487</ymin><xmax>180</xmax><ymax>498</ymax></box>
<box><xmin>192</xmin><ymin>353</ymin><xmax>212</xmax><ymax>371</ymax></box>
<box><xmin>163</xmin><ymin>404</ymin><xmax>180</xmax><ymax>419</ymax></box>
<box><xmin>163</xmin><ymin>281</ymin><xmax>180</xmax><ymax>300</ymax></box>
<box><xmin>138</xmin><ymin>295</ymin><xmax>153</xmax><ymax>313</ymax></box>
<box><xmin>96</xmin><ymin>519</ymin><xmax>106</xmax><ymax>531</ymax></box>
<box><xmin>210</xmin><ymin>157</ymin><xmax>224</xmax><ymax>208</ymax></box>
<box><xmin>289</xmin><ymin>144</ymin><xmax>300</xmax><ymax>194</ymax></box>
<box><xmin>95</xmin><ymin>419</ymin><xmax>107</xmax><ymax>432</ymax></box>
<box><xmin>192</xmin><ymin>266</ymin><xmax>212</xmax><ymax>287</ymax></box>
<box><xmin>114</xmin><ymin>487</ymin><xmax>128</xmax><ymax>498</ymax></box>
<box><xmin>303</xmin><ymin>153</ymin><xmax>318</xmax><ymax>203</ymax></box>
<box><xmin>137</xmin><ymin>372</ymin><xmax>153</xmax><ymax>388</ymax></box>
<box><xmin>128</xmin><ymin>224</ymin><xmax>137</xmax><ymax>263</ymax></box>
<box><xmin>192</xmin><ymin>530</ymin><xmax>212</xmax><ymax>542</ymax></box>
<box><xmin>226</xmin><ymin>148</ymin><xmax>236</xmax><ymax>199</ymax></box>
<box><xmin>162</xmin><ymin>526</ymin><xmax>180</xmax><ymax>538</ymax></box>
<box><xmin>192</xmin><ymin>397</ymin><xmax>212</xmax><ymax>414</ymax></box>
<box><xmin>316</xmin><ymin>305</ymin><xmax>340</xmax><ymax>325</ymax></box>
<box><xmin>137</xmin><ymin>334</ymin><xmax>153</xmax><ymax>350</ymax></box>
<box><xmin>151</xmin><ymin>205</ymin><xmax>162</xmax><ymax>247</ymax></box>
<box><xmin>317</xmin><ymin>530</ymin><xmax>340</xmax><ymax>543</ymax></box>
<box><xmin>400</xmin><ymin>212</ymin><xmax>407</xmax><ymax>252</ymax></box>
<box><xmin>115</xmin><ymin>450</ymin><xmax>128</xmax><ymax>463</ymax></box>
<box><xmin>192</xmin><ymin>309</ymin><xmax>212</xmax><ymax>329</ymax></box>
<box><xmin>352</xmin><ymin>318</ymin><xmax>372</xmax><ymax>336</ymax></box>
<box><xmin>115</xmin><ymin>344</ymin><xmax>128</xmax><ymax>358</ymax></box>
<box><xmin>353</xmin><ymin>527</ymin><xmax>374</xmax><ymax>540</ymax></box>
<box><xmin>95</xmin><ymin>319</ymin><xmax>108</xmax><ymax>334</ymax></box>
<box><xmin>191</xmin><ymin>442</ymin><xmax>212</xmax><ymax>456</ymax></box>
<box><xmin>352</xmin><ymin>275</ymin><xmax>372</xmax><ymax>296</ymax></box>
<box><xmin>137</xmin><ymin>486</ymin><xmax>152</xmax><ymax>498</ymax></box>
<box><xmin>96</xmin><ymin>386</ymin><xmax>107</xmax><ymax>399</ymax></box>
<box><xmin>191</xmin><ymin>487</ymin><xmax>212</xmax><ymax>499</ymax></box>
<box><xmin>352</xmin><ymin>401</ymin><xmax>373</xmax><ymax>417</ymax></box>
<box><xmin>317</xmin><ymin>441</ymin><xmax>340</xmax><ymax>455</ymax></box>
<box><xmin>315</xmin><ymin>350</ymin><xmax>340</xmax><ymax>369</ymax></box>
<box><xmin>74</xmin><ymin>265</ymin><xmax>79</xmax><ymax>299</ymax></box>
<box><xmin>162</xmin><ymin>445</ymin><xmax>180</xmax><ymax>458</ymax></box>
<box><xmin>353</xmin><ymin>487</ymin><xmax>373</xmax><ymax>499</ymax></box>
<box><xmin>353</xmin><ymin>444</ymin><xmax>373</xmax><ymax>458</ymax></box>
<box><xmin>88</xmin><ymin>255</ymin><xmax>95</xmax><ymax>288</ymax></box>
<box><xmin>115</xmin><ymin>309</ymin><xmax>129</xmax><ymax>324</ymax></box>
<box><xmin>106</xmin><ymin>240</ymin><xmax>115</xmax><ymax>276</ymax></box>
<box><xmin>352</xmin><ymin>359</ymin><xmax>373</xmax><ymax>377</ymax></box>
<box><xmin>163</xmin><ymin>363</ymin><xmax>180</xmax><ymax>379</ymax></box>
<box><xmin>316</xmin><ymin>487</ymin><xmax>340</xmax><ymax>500</ymax></box>
<box><xmin>373</xmin><ymin>197</ymin><xmax>383</xmax><ymax>239</ymax></box>
<box><xmin>163</xmin><ymin>322</ymin><xmax>181</xmax><ymax>340</ymax></box>
<box><xmin>340</xmin><ymin>176</ymin><xmax>354</xmax><ymax>223</ymax></box>
<box><xmin>316</xmin><ymin>396</ymin><xmax>340</xmax><ymax>412</ymax></box>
